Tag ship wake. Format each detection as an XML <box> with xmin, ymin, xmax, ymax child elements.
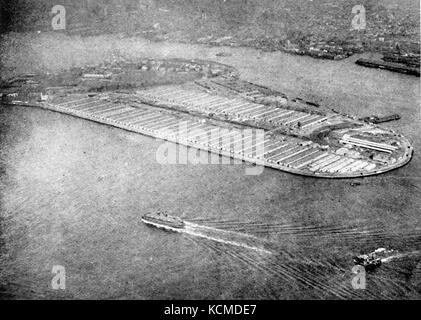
<box><xmin>178</xmin><ymin>221</ymin><xmax>272</xmax><ymax>254</ymax></box>
<box><xmin>381</xmin><ymin>250</ymin><xmax>421</xmax><ymax>263</ymax></box>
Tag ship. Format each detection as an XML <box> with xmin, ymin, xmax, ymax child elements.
<box><xmin>353</xmin><ymin>248</ymin><xmax>395</xmax><ymax>269</ymax></box>
<box><xmin>141</xmin><ymin>211</ymin><xmax>185</xmax><ymax>230</ymax></box>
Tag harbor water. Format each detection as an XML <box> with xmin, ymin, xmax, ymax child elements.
<box><xmin>0</xmin><ymin>40</ymin><xmax>420</xmax><ymax>299</ymax></box>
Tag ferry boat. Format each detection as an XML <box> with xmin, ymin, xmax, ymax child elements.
<box><xmin>141</xmin><ymin>211</ymin><xmax>185</xmax><ymax>230</ymax></box>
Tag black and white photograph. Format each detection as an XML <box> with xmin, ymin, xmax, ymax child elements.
<box><xmin>0</xmin><ymin>0</ymin><xmax>420</xmax><ymax>305</ymax></box>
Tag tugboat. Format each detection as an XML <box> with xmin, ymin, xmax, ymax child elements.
<box><xmin>141</xmin><ymin>211</ymin><xmax>185</xmax><ymax>231</ymax></box>
<box><xmin>353</xmin><ymin>248</ymin><xmax>395</xmax><ymax>270</ymax></box>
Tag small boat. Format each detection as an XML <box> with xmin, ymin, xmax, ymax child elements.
<box><xmin>141</xmin><ymin>211</ymin><xmax>185</xmax><ymax>231</ymax></box>
<box><xmin>353</xmin><ymin>248</ymin><xmax>395</xmax><ymax>269</ymax></box>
